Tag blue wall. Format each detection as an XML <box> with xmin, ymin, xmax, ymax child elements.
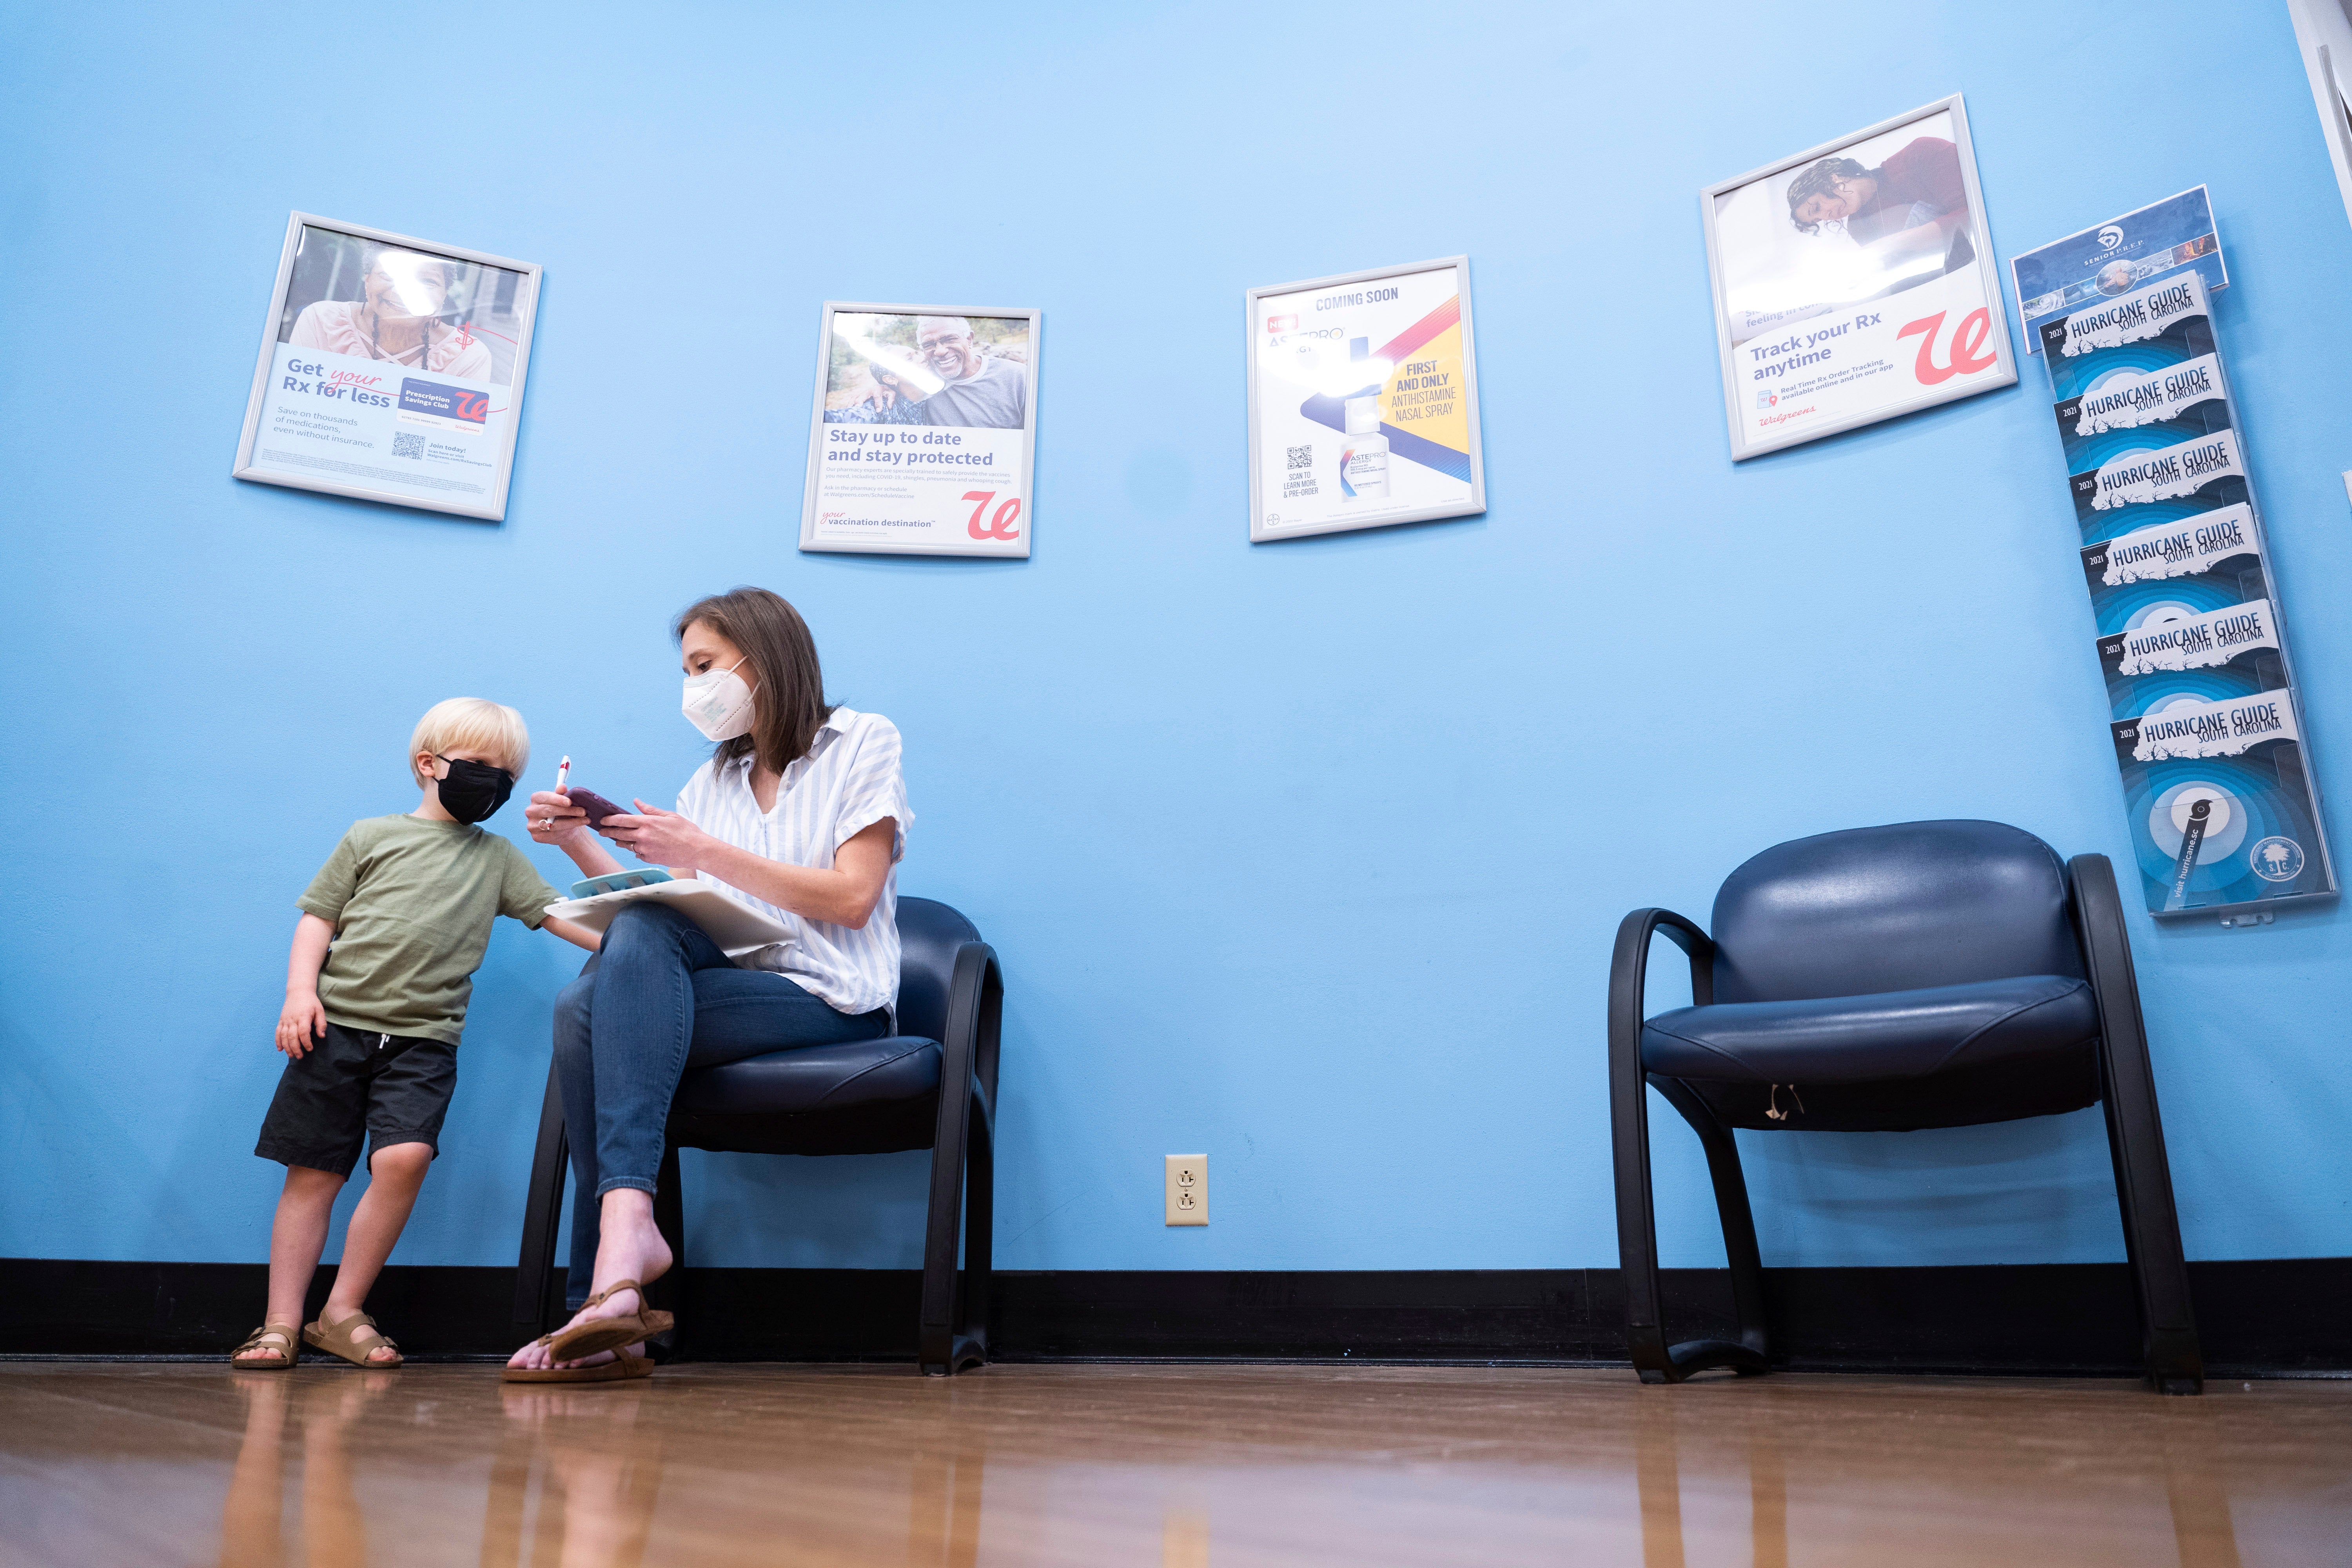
<box><xmin>4</xmin><ymin>0</ymin><xmax>2348</xmax><ymax>1281</ymax></box>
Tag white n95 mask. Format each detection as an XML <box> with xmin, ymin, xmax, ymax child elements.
<box><xmin>682</xmin><ymin>658</ymin><xmax>758</xmax><ymax>741</ymax></box>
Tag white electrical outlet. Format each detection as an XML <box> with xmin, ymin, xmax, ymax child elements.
<box><xmin>1165</xmin><ymin>1154</ymin><xmax>1207</xmax><ymax>1225</ymax></box>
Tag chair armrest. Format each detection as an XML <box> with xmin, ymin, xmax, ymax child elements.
<box><xmin>2067</xmin><ymin>855</ymin><xmax>2142</xmax><ymax>1040</ymax></box>
<box><xmin>1608</xmin><ymin>907</ymin><xmax>1714</xmax><ymax>1163</ymax></box>
<box><xmin>938</xmin><ymin>940</ymin><xmax>1004</xmax><ymax>1109</ymax></box>
<box><xmin>1611</xmin><ymin>907</ymin><xmax>1715</xmax><ymax>1041</ymax></box>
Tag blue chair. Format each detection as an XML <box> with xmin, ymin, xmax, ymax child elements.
<box><xmin>512</xmin><ymin>897</ymin><xmax>1003</xmax><ymax>1374</ymax></box>
<box><xmin>1609</xmin><ymin>821</ymin><xmax>2202</xmax><ymax>1393</ymax></box>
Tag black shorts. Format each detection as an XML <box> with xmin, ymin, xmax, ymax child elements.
<box><xmin>255</xmin><ymin>1022</ymin><xmax>458</xmax><ymax>1177</ymax></box>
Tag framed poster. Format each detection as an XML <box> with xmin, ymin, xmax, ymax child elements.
<box><xmin>800</xmin><ymin>303</ymin><xmax>1039</xmax><ymax>558</ymax></box>
<box><xmin>1246</xmin><ymin>257</ymin><xmax>1485</xmax><ymax>543</ymax></box>
<box><xmin>2010</xmin><ymin>186</ymin><xmax>2225</xmax><ymax>354</ymax></box>
<box><xmin>1701</xmin><ymin>95</ymin><xmax>2015</xmax><ymax>461</ymax></box>
<box><xmin>232</xmin><ymin>213</ymin><xmax>540</xmax><ymax>521</ymax></box>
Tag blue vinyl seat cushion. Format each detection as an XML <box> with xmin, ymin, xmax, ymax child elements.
<box><xmin>674</xmin><ymin>1036</ymin><xmax>941</xmax><ymax>1117</ymax></box>
<box><xmin>1642</xmin><ymin>974</ymin><xmax>2097</xmax><ymax>1085</ymax></box>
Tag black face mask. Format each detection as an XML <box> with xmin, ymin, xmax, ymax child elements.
<box><xmin>434</xmin><ymin>756</ymin><xmax>514</xmax><ymax>824</ymax></box>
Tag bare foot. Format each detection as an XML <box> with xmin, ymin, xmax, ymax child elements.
<box><xmin>507</xmin><ymin>1192</ymin><xmax>671</xmax><ymax>1372</ymax></box>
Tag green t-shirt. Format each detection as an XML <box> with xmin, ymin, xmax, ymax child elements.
<box><xmin>296</xmin><ymin>815</ymin><xmax>563</xmax><ymax>1044</ymax></box>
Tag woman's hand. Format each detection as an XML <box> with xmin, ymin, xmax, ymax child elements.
<box><xmin>600</xmin><ymin>801</ymin><xmax>717</xmax><ymax>869</ymax></box>
<box><xmin>526</xmin><ymin>789</ymin><xmax>591</xmax><ymax>846</ymax></box>
<box><xmin>276</xmin><ymin>992</ymin><xmax>327</xmax><ymax>1058</ymax></box>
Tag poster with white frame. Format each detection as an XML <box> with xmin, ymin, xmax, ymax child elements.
<box><xmin>232</xmin><ymin>213</ymin><xmax>540</xmax><ymax>521</ymax></box>
<box><xmin>1246</xmin><ymin>257</ymin><xmax>1485</xmax><ymax>543</ymax></box>
<box><xmin>800</xmin><ymin>302</ymin><xmax>1039</xmax><ymax>558</ymax></box>
<box><xmin>1701</xmin><ymin>95</ymin><xmax>2016</xmax><ymax>460</ymax></box>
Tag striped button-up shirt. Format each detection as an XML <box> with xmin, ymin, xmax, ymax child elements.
<box><xmin>675</xmin><ymin>707</ymin><xmax>911</xmax><ymax>1014</ymax></box>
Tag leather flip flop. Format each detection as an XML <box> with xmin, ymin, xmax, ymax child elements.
<box><xmin>303</xmin><ymin>1308</ymin><xmax>404</xmax><ymax>1368</ymax></box>
<box><xmin>231</xmin><ymin>1322</ymin><xmax>300</xmax><ymax>1370</ymax></box>
<box><xmin>544</xmin><ymin>1279</ymin><xmax>674</xmax><ymax>1364</ymax></box>
<box><xmin>502</xmin><ymin>1345</ymin><xmax>655</xmax><ymax>1384</ymax></box>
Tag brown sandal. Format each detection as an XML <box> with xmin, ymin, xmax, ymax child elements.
<box><xmin>231</xmin><ymin>1322</ymin><xmax>300</xmax><ymax>1370</ymax></box>
<box><xmin>303</xmin><ymin>1308</ymin><xmax>404</xmax><ymax>1368</ymax></box>
<box><xmin>502</xmin><ymin>1345</ymin><xmax>655</xmax><ymax>1384</ymax></box>
<box><xmin>543</xmin><ymin>1279</ymin><xmax>673</xmax><ymax>1364</ymax></box>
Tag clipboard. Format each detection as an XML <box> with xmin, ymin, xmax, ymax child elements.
<box><xmin>544</xmin><ymin>877</ymin><xmax>793</xmax><ymax>958</ymax></box>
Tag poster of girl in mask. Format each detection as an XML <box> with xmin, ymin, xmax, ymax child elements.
<box><xmin>1699</xmin><ymin>96</ymin><xmax>2015</xmax><ymax>460</ymax></box>
<box><xmin>234</xmin><ymin>213</ymin><xmax>542</xmax><ymax>521</ymax></box>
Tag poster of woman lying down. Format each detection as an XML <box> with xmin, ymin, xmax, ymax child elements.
<box><xmin>1699</xmin><ymin>95</ymin><xmax>2015</xmax><ymax>460</ymax></box>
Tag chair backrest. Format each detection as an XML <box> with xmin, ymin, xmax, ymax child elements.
<box><xmin>894</xmin><ymin>896</ymin><xmax>981</xmax><ymax>1042</ymax></box>
<box><xmin>1710</xmin><ymin>820</ymin><xmax>2081</xmax><ymax>1004</ymax></box>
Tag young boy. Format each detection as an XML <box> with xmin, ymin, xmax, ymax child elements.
<box><xmin>231</xmin><ymin>699</ymin><xmax>598</xmax><ymax>1369</ymax></box>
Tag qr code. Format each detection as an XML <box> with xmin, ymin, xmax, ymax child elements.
<box><xmin>393</xmin><ymin>433</ymin><xmax>425</xmax><ymax>459</ymax></box>
<box><xmin>1286</xmin><ymin>444</ymin><xmax>1312</xmax><ymax>470</ymax></box>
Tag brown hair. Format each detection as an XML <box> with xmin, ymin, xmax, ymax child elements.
<box><xmin>671</xmin><ymin>587</ymin><xmax>834</xmax><ymax>775</ymax></box>
<box><xmin>1786</xmin><ymin>156</ymin><xmax>1869</xmax><ymax>236</ymax></box>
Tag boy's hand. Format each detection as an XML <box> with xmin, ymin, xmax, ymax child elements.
<box><xmin>276</xmin><ymin>993</ymin><xmax>327</xmax><ymax>1058</ymax></box>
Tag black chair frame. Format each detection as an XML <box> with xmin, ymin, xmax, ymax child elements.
<box><xmin>1608</xmin><ymin>852</ymin><xmax>2202</xmax><ymax>1393</ymax></box>
<box><xmin>511</xmin><ymin>934</ymin><xmax>1004</xmax><ymax>1376</ymax></box>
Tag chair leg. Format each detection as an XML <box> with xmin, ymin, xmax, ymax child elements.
<box><xmin>649</xmin><ymin>1144</ymin><xmax>686</xmax><ymax>1356</ymax></box>
<box><xmin>1611</xmin><ymin>992</ymin><xmax>1674</xmax><ymax>1383</ymax></box>
<box><xmin>953</xmin><ymin>1097</ymin><xmax>994</xmax><ymax>1372</ymax></box>
<box><xmin>2100</xmin><ymin>1061</ymin><xmax>2203</xmax><ymax>1393</ymax></box>
<box><xmin>1653</xmin><ymin>1078</ymin><xmax>1771</xmax><ymax>1371</ymax></box>
<box><xmin>1613</xmin><ymin>1055</ymin><xmax>1769</xmax><ymax>1382</ymax></box>
<box><xmin>512</xmin><ymin>1061</ymin><xmax>569</xmax><ymax>1341</ymax></box>
<box><xmin>2073</xmin><ymin>854</ymin><xmax>2203</xmax><ymax>1394</ymax></box>
<box><xmin>919</xmin><ymin>1073</ymin><xmax>977</xmax><ymax>1376</ymax></box>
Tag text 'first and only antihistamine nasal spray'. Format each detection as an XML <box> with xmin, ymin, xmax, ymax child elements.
<box><xmin>1340</xmin><ymin>396</ymin><xmax>1389</xmax><ymax>501</ymax></box>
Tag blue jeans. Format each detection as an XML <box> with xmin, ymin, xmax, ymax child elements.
<box><xmin>554</xmin><ymin>901</ymin><xmax>889</xmax><ymax>1304</ymax></box>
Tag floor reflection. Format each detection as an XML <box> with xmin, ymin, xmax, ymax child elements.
<box><xmin>482</xmin><ymin>1386</ymin><xmax>666</xmax><ymax>1568</ymax></box>
<box><xmin>1633</xmin><ymin>1397</ymin><xmax>1791</xmax><ymax>1568</ymax></box>
<box><xmin>221</xmin><ymin>1371</ymin><xmax>404</xmax><ymax>1567</ymax></box>
<box><xmin>2159</xmin><ymin>1397</ymin><xmax>2245</xmax><ymax>1568</ymax></box>
<box><xmin>0</xmin><ymin>1364</ymin><xmax>2337</xmax><ymax>1567</ymax></box>
<box><xmin>1630</xmin><ymin>1372</ymin><xmax>2245</xmax><ymax>1568</ymax></box>
<box><xmin>217</xmin><ymin>1373</ymin><xmax>675</xmax><ymax>1568</ymax></box>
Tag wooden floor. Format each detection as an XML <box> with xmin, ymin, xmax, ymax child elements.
<box><xmin>1</xmin><ymin>1363</ymin><xmax>2347</xmax><ymax>1566</ymax></box>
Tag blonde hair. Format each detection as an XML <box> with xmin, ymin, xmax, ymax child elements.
<box><xmin>408</xmin><ymin>697</ymin><xmax>530</xmax><ymax>787</ymax></box>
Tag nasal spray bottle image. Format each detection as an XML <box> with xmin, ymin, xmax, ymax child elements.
<box><xmin>2164</xmin><ymin>795</ymin><xmax>2214</xmax><ymax>911</ymax></box>
<box><xmin>1339</xmin><ymin>395</ymin><xmax>1389</xmax><ymax>501</ymax></box>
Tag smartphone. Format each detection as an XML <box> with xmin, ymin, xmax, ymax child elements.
<box><xmin>565</xmin><ymin>788</ymin><xmax>631</xmax><ymax>826</ymax></box>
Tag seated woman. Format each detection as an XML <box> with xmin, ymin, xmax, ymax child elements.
<box><xmin>505</xmin><ymin>586</ymin><xmax>910</xmax><ymax>1381</ymax></box>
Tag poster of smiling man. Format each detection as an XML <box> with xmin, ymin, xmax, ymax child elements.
<box><xmin>800</xmin><ymin>302</ymin><xmax>1041</xmax><ymax>558</ymax></box>
<box><xmin>1701</xmin><ymin>96</ymin><xmax>2014</xmax><ymax>460</ymax></box>
<box><xmin>233</xmin><ymin>213</ymin><xmax>541</xmax><ymax>521</ymax></box>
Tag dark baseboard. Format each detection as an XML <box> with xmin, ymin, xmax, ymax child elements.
<box><xmin>3</xmin><ymin>1258</ymin><xmax>2346</xmax><ymax>1376</ymax></box>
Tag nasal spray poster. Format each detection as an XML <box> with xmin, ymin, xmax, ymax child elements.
<box><xmin>800</xmin><ymin>303</ymin><xmax>1039</xmax><ymax>558</ymax></box>
<box><xmin>234</xmin><ymin>216</ymin><xmax>539</xmax><ymax>522</ymax></box>
<box><xmin>1246</xmin><ymin>257</ymin><xmax>1485</xmax><ymax>542</ymax></box>
<box><xmin>1700</xmin><ymin>97</ymin><xmax>2016</xmax><ymax>459</ymax></box>
<box><xmin>2034</xmin><ymin>262</ymin><xmax>2335</xmax><ymax>917</ymax></box>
